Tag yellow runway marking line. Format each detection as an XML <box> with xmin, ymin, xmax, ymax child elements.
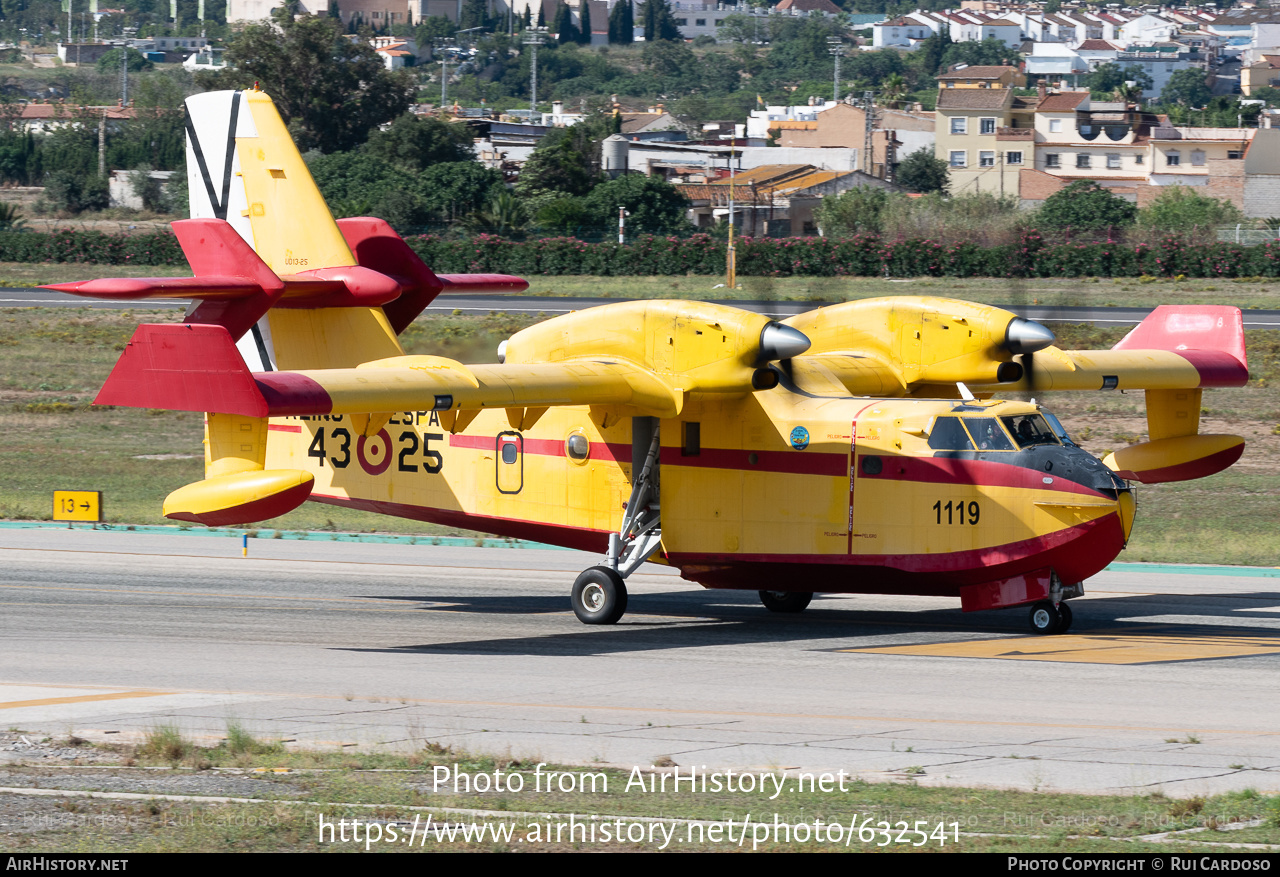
<box><xmin>845</xmin><ymin>632</ymin><xmax>1280</xmax><ymax>664</ymax></box>
<box><xmin>0</xmin><ymin>689</ymin><xmax>169</xmax><ymax>710</ymax></box>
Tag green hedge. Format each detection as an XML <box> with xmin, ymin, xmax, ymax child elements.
<box><xmin>404</xmin><ymin>232</ymin><xmax>1280</xmax><ymax>279</ymax></box>
<box><xmin>0</xmin><ymin>230</ymin><xmax>184</xmax><ymax>265</ymax></box>
<box><xmin>9</xmin><ymin>229</ymin><xmax>1280</xmax><ymax>279</ymax></box>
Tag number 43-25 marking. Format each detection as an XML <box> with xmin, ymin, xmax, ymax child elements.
<box><xmin>308</xmin><ymin>427</ymin><xmax>443</xmax><ymax>475</ymax></box>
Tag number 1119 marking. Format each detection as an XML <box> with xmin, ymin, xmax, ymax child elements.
<box><xmin>933</xmin><ymin>500</ymin><xmax>979</xmax><ymax>525</ymax></box>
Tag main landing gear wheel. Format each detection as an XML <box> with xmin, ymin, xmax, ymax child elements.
<box><xmin>758</xmin><ymin>590</ymin><xmax>814</xmax><ymax>613</ymax></box>
<box><xmin>571</xmin><ymin>566</ymin><xmax>628</xmax><ymax>625</ymax></box>
<box><xmin>1029</xmin><ymin>600</ymin><xmax>1062</xmax><ymax>635</ymax></box>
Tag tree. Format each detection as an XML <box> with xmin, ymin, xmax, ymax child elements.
<box><xmin>516</xmin><ymin>118</ymin><xmax>611</xmax><ymax>198</ymax></box>
<box><xmin>416</xmin><ymin>15</ymin><xmax>457</xmax><ymax>42</ymax></box>
<box><xmin>553</xmin><ymin>2</ymin><xmax>579</xmax><ymax>44</ymax></box>
<box><xmin>1136</xmin><ymin>186</ymin><xmax>1244</xmax><ymax>231</ymax></box>
<box><xmin>1160</xmin><ymin>68</ymin><xmax>1212</xmax><ymax>108</ymax></box>
<box><xmin>639</xmin><ymin>0</ymin><xmax>681</xmax><ymax>42</ymax></box>
<box><xmin>95</xmin><ymin>47</ymin><xmax>152</xmax><ymax>74</ymax></box>
<box><xmin>364</xmin><ymin>113</ymin><xmax>474</xmax><ymax>170</ymax></box>
<box><xmin>518</xmin><ymin>133</ymin><xmax>598</xmax><ymax>197</ymax></box>
<box><xmin>911</xmin><ymin>30</ymin><xmax>952</xmax><ymax>80</ymax></box>
<box><xmin>197</xmin><ymin>11</ymin><xmax>415</xmax><ymax>154</ymax></box>
<box><xmin>881</xmin><ymin>72</ymin><xmax>907</xmax><ymax>108</ymax></box>
<box><xmin>814</xmin><ymin>186</ymin><xmax>895</xmax><ymax>236</ymax></box>
<box><xmin>467</xmin><ymin>188</ymin><xmax>530</xmax><ymax>236</ymax></box>
<box><xmin>894</xmin><ymin>147</ymin><xmax>949</xmax><ymax>195</ymax></box>
<box><xmin>1035</xmin><ymin>180</ymin><xmax>1136</xmax><ymax>231</ymax></box>
<box><xmin>1085</xmin><ymin>63</ymin><xmax>1152</xmax><ymax>99</ymax></box>
<box><xmin>578</xmin><ymin>0</ymin><xmax>592</xmax><ymax>45</ymax></box>
<box><xmin>608</xmin><ymin>0</ymin><xmax>634</xmax><ymax>44</ymax></box>
<box><xmin>1250</xmin><ymin>86</ymin><xmax>1280</xmax><ymax>107</ymax></box>
<box><xmin>44</xmin><ymin>169</ymin><xmax>109</xmax><ymax>214</ymax></box>
<box><xmin>583</xmin><ymin>173</ymin><xmax>692</xmax><ymax>234</ymax></box>
<box><xmin>535</xmin><ymin>195</ymin><xmax>592</xmax><ymax>233</ymax></box>
<box><xmin>459</xmin><ymin>0</ymin><xmax>487</xmax><ymax>30</ymax></box>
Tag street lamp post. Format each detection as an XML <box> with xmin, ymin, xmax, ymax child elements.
<box><xmin>523</xmin><ymin>26</ymin><xmax>548</xmax><ymax>115</ymax></box>
<box><xmin>827</xmin><ymin>36</ymin><xmax>843</xmax><ymax>103</ymax></box>
<box><xmin>436</xmin><ymin>41</ymin><xmax>449</xmax><ymax>107</ymax></box>
<box><xmin>726</xmin><ymin>142</ymin><xmax>738</xmax><ymax>289</ymax></box>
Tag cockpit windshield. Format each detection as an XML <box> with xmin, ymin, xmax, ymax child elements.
<box><xmin>1001</xmin><ymin>414</ymin><xmax>1060</xmax><ymax>449</ymax></box>
<box><xmin>967</xmin><ymin>418</ymin><xmax>1015</xmax><ymax>451</ymax></box>
<box><xmin>1041</xmin><ymin>411</ymin><xmax>1077</xmax><ymax>447</ymax></box>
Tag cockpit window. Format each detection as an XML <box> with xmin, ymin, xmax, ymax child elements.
<box><xmin>1001</xmin><ymin>414</ymin><xmax>1060</xmax><ymax>448</ymax></box>
<box><xmin>927</xmin><ymin>417</ymin><xmax>975</xmax><ymax>451</ymax></box>
<box><xmin>1041</xmin><ymin>411</ymin><xmax>1076</xmax><ymax>447</ymax></box>
<box><xmin>968</xmin><ymin>418</ymin><xmax>1015</xmax><ymax>451</ymax></box>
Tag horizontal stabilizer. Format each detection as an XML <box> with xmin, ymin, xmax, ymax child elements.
<box><xmin>96</xmin><ymin>323</ymin><xmax>268</xmax><ymax>416</ymax></box>
<box><xmin>44</xmin><ymin>276</ymin><xmax>264</xmax><ymax>299</ymax></box>
<box><xmin>437</xmin><ymin>274</ymin><xmax>532</xmax><ymax>294</ymax></box>
<box><xmin>336</xmin><ymin>217</ymin><xmax>529</xmax><ymax>334</ymax></box>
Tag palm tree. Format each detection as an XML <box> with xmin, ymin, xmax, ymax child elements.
<box><xmin>1112</xmin><ymin>82</ymin><xmax>1143</xmax><ymax>106</ymax></box>
<box><xmin>467</xmin><ymin>189</ymin><xmax>530</xmax><ymax>237</ymax></box>
<box><xmin>881</xmin><ymin>73</ymin><xmax>907</xmax><ymax>109</ymax></box>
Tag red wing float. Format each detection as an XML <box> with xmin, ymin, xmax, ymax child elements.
<box><xmin>52</xmin><ymin>88</ymin><xmax>1250</xmax><ymax>635</ymax></box>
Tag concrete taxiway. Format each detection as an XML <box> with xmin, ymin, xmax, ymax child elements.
<box><xmin>1</xmin><ymin>525</ymin><xmax>1278</xmax><ymax>798</ymax></box>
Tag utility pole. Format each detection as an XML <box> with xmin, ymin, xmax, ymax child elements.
<box><xmin>523</xmin><ymin>26</ymin><xmax>548</xmax><ymax>115</ymax></box>
<box><xmin>726</xmin><ymin>142</ymin><xmax>738</xmax><ymax>289</ymax></box>
<box><xmin>861</xmin><ymin>90</ymin><xmax>874</xmax><ymax>177</ymax></box>
<box><xmin>435</xmin><ymin>40</ymin><xmax>449</xmax><ymax>107</ymax></box>
<box><xmin>121</xmin><ymin>44</ymin><xmax>128</xmax><ymax>106</ymax></box>
<box><xmin>827</xmin><ymin>36</ymin><xmax>842</xmax><ymax>103</ymax></box>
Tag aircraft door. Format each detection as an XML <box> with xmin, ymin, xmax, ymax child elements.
<box><xmin>496</xmin><ymin>431</ymin><xmax>523</xmax><ymax>494</ymax></box>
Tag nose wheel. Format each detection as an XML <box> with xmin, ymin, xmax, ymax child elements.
<box><xmin>1029</xmin><ymin>600</ymin><xmax>1073</xmax><ymax>635</ymax></box>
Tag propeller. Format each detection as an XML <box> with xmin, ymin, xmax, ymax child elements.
<box><xmin>1004</xmin><ymin>316</ymin><xmax>1056</xmax><ymax>392</ymax></box>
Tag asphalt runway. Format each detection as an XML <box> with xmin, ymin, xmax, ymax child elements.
<box><xmin>7</xmin><ymin>288</ymin><xmax>1280</xmax><ymax>328</ymax></box>
<box><xmin>1</xmin><ymin>526</ymin><xmax>1278</xmax><ymax>797</ymax></box>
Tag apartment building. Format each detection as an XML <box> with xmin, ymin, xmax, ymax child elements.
<box><xmin>935</xmin><ymin>84</ymin><xmax>1280</xmax><ymax>216</ymax></box>
<box><xmin>933</xmin><ymin>87</ymin><xmax>1034</xmax><ymax>197</ymax></box>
